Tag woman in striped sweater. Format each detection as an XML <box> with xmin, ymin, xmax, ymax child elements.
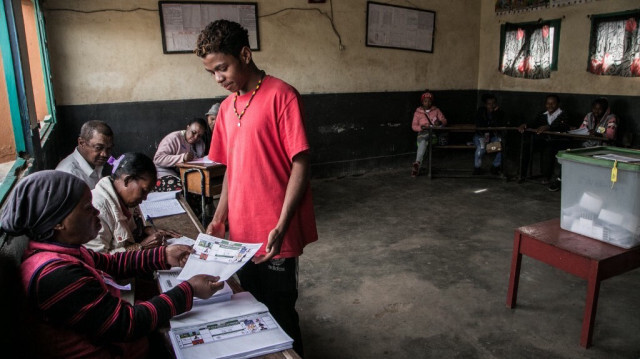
<box><xmin>0</xmin><ymin>170</ymin><xmax>223</xmax><ymax>359</ymax></box>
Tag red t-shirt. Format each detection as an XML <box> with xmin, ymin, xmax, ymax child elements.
<box><xmin>209</xmin><ymin>75</ymin><xmax>318</xmax><ymax>258</ymax></box>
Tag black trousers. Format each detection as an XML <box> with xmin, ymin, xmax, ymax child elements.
<box><xmin>521</xmin><ymin>134</ymin><xmax>570</xmax><ymax>180</ymax></box>
<box><xmin>237</xmin><ymin>257</ymin><xmax>303</xmax><ymax>357</ymax></box>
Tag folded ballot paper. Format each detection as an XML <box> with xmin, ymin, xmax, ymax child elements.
<box><xmin>176</xmin><ymin>234</ymin><xmax>262</xmax><ymax>281</ymax></box>
<box><xmin>139</xmin><ymin>190</ymin><xmax>185</xmax><ymax>218</ymax></box>
<box><xmin>157</xmin><ymin>268</ymin><xmax>233</xmax><ymax>306</ymax></box>
<box><xmin>169</xmin><ymin>291</ymin><xmax>293</xmax><ymax>359</ymax></box>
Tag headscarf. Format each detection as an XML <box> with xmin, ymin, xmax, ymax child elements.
<box><xmin>0</xmin><ymin>170</ymin><xmax>87</xmax><ymax>242</ymax></box>
<box><xmin>205</xmin><ymin>103</ymin><xmax>220</xmax><ymax>117</ymax></box>
<box><xmin>421</xmin><ymin>92</ymin><xmax>433</xmax><ymax>102</ymax></box>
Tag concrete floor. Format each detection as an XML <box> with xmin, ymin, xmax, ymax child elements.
<box><xmin>297</xmin><ymin>169</ymin><xmax>640</xmax><ymax>359</ymax></box>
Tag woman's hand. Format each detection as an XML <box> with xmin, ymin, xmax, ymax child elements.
<box><xmin>434</xmin><ymin>120</ymin><xmax>442</xmax><ymax>127</ymax></box>
<box><xmin>165</xmin><ymin>244</ymin><xmax>193</xmax><ymax>267</ymax></box>
<box><xmin>184</xmin><ymin>152</ymin><xmax>195</xmax><ymax>162</ymax></box>
<box><xmin>518</xmin><ymin>124</ymin><xmax>526</xmax><ymax>133</ymax></box>
<box><xmin>187</xmin><ymin>274</ymin><xmax>224</xmax><ymax>299</ymax></box>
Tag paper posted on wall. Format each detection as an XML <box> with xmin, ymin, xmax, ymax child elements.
<box><xmin>176</xmin><ymin>234</ymin><xmax>262</xmax><ymax>281</ymax></box>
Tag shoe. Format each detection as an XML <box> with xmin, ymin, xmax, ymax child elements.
<box><xmin>411</xmin><ymin>162</ymin><xmax>420</xmax><ymax>177</ymax></box>
<box><xmin>490</xmin><ymin>166</ymin><xmax>501</xmax><ymax>176</ymax></box>
<box><xmin>472</xmin><ymin>167</ymin><xmax>483</xmax><ymax>175</ymax></box>
<box><xmin>548</xmin><ymin>181</ymin><xmax>561</xmax><ymax>192</ymax></box>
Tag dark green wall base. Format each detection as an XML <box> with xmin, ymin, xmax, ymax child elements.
<box><xmin>54</xmin><ymin>89</ymin><xmax>640</xmax><ymax>178</ymax></box>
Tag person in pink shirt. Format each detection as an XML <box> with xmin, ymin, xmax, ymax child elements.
<box><xmin>579</xmin><ymin>97</ymin><xmax>618</xmax><ymax>147</ymax></box>
<box><xmin>196</xmin><ymin>20</ymin><xmax>317</xmax><ymax>356</ymax></box>
<box><xmin>411</xmin><ymin>91</ymin><xmax>447</xmax><ymax>177</ymax></box>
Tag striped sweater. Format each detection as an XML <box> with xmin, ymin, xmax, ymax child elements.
<box><xmin>21</xmin><ymin>240</ymin><xmax>193</xmax><ymax>358</ymax></box>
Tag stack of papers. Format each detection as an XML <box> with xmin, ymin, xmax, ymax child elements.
<box><xmin>169</xmin><ymin>292</ymin><xmax>293</xmax><ymax>359</ymax></box>
<box><xmin>177</xmin><ymin>234</ymin><xmax>262</xmax><ymax>281</ymax></box>
<box><xmin>188</xmin><ymin>157</ymin><xmax>220</xmax><ymax>165</ymax></box>
<box><xmin>139</xmin><ymin>191</ymin><xmax>185</xmax><ymax>218</ymax></box>
<box><xmin>157</xmin><ymin>268</ymin><xmax>233</xmax><ymax>305</ymax></box>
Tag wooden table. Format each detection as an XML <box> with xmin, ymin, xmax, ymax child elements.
<box><xmin>426</xmin><ymin>125</ymin><xmax>518</xmax><ymax>179</ymax></box>
<box><xmin>155</xmin><ymin>195</ymin><xmax>300</xmax><ymax>359</ymax></box>
<box><xmin>176</xmin><ymin>162</ymin><xmax>226</xmax><ymax>225</ymax></box>
<box><xmin>519</xmin><ymin>129</ymin><xmax>610</xmax><ymax>181</ymax></box>
<box><xmin>506</xmin><ymin>218</ymin><xmax>640</xmax><ymax>348</ymax></box>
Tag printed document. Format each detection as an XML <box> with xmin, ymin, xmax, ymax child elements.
<box><xmin>176</xmin><ymin>234</ymin><xmax>262</xmax><ymax>281</ymax></box>
<box><xmin>157</xmin><ymin>268</ymin><xmax>232</xmax><ymax>305</ymax></box>
<box><xmin>169</xmin><ymin>292</ymin><xmax>293</xmax><ymax>359</ymax></box>
<box><xmin>139</xmin><ymin>191</ymin><xmax>185</xmax><ymax>218</ymax></box>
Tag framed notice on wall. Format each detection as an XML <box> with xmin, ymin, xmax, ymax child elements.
<box><xmin>366</xmin><ymin>1</ymin><xmax>435</xmax><ymax>53</ymax></box>
<box><xmin>158</xmin><ymin>1</ymin><xmax>259</xmax><ymax>54</ymax></box>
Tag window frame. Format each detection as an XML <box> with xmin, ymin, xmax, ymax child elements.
<box><xmin>499</xmin><ymin>18</ymin><xmax>562</xmax><ymax>72</ymax></box>
<box><xmin>587</xmin><ymin>9</ymin><xmax>640</xmax><ymax>77</ymax></box>
<box><xmin>0</xmin><ymin>0</ymin><xmax>56</xmax><ymax>206</ymax></box>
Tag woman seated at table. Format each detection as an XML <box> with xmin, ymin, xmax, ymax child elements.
<box><xmin>153</xmin><ymin>118</ymin><xmax>208</xmax><ymax>191</ymax></box>
<box><xmin>473</xmin><ymin>93</ymin><xmax>506</xmax><ymax>175</ymax></box>
<box><xmin>86</xmin><ymin>152</ymin><xmax>177</xmax><ymax>254</ymax></box>
<box><xmin>579</xmin><ymin>97</ymin><xmax>617</xmax><ymax>147</ymax></box>
<box><xmin>0</xmin><ymin>170</ymin><xmax>223</xmax><ymax>359</ymax></box>
<box><xmin>411</xmin><ymin>91</ymin><xmax>447</xmax><ymax>177</ymax></box>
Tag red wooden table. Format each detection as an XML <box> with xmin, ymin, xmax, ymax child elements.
<box><xmin>506</xmin><ymin>218</ymin><xmax>640</xmax><ymax>348</ymax></box>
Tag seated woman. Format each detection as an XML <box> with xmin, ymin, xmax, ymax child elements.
<box><xmin>579</xmin><ymin>97</ymin><xmax>617</xmax><ymax>147</ymax></box>
<box><xmin>411</xmin><ymin>91</ymin><xmax>447</xmax><ymax>177</ymax></box>
<box><xmin>153</xmin><ymin>118</ymin><xmax>208</xmax><ymax>191</ymax></box>
<box><xmin>86</xmin><ymin>152</ymin><xmax>176</xmax><ymax>254</ymax></box>
<box><xmin>473</xmin><ymin>93</ymin><xmax>506</xmax><ymax>175</ymax></box>
<box><xmin>0</xmin><ymin>170</ymin><xmax>223</xmax><ymax>359</ymax></box>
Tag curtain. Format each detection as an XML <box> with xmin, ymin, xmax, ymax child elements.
<box><xmin>588</xmin><ymin>12</ymin><xmax>640</xmax><ymax>77</ymax></box>
<box><xmin>501</xmin><ymin>23</ymin><xmax>553</xmax><ymax>79</ymax></box>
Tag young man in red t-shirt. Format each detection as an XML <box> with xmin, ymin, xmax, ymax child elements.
<box><xmin>196</xmin><ymin>20</ymin><xmax>317</xmax><ymax>355</ymax></box>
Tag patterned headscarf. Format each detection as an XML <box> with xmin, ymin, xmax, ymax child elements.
<box><xmin>0</xmin><ymin>170</ymin><xmax>87</xmax><ymax>242</ymax></box>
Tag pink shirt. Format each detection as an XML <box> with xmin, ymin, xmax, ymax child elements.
<box><xmin>412</xmin><ymin>106</ymin><xmax>447</xmax><ymax>132</ymax></box>
<box><xmin>209</xmin><ymin>75</ymin><xmax>318</xmax><ymax>258</ymax></box>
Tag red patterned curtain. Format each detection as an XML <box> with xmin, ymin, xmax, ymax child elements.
<box><xmin>588</xmin><ymin>11</ymin><xmax>640</xmax><ymax>77</ymax></box>
<box><xmin>500</xmin><ymin>23</ymin><xmax>555</xmax><ymax>79</ymax></box>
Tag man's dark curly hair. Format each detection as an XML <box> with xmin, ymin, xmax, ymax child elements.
<box><xmin>195</xmin><ymin>20</ymin><xmax>249</xmax><ymax>58</ymax></box>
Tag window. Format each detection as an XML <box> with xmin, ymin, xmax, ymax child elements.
<box><xmin>0</xmin><ymin>0</ymin><xmax>56</xmax><ymax>204</ymax></box>
<box><xmin>499</xmin><ymin>19</ymin><xmax>561</xmax><ymax>79</ymax></box>
<box><xmin>588</xmin><ymin>10</ymin><xmax>640</xmax><ymax>77</ymax></box>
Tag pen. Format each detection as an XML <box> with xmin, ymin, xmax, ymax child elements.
<box><xmin>146</xmin><ymin>215</ymin><xmax>158</xmax><ymax>232</ymax></box>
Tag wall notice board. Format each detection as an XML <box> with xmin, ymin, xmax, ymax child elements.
<box><xmin>366</xmin><ymin>1</ymin><xmax>435</xmax><ymax>53</ymax></box>
<box><xmin>159</xmin><ymin>1</ymin><xmax>259</xmax><ymax>54</ymax></box>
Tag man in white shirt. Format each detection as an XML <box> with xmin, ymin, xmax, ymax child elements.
<box><xmin>56</xmin><ymin>121</ymin><xmax>114</xmax><ymax>189</ymax></box>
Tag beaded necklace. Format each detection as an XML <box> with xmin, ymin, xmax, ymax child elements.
<box><xmin>233</xmin><ymin>73</ymin><xmax>264</xmax><ymax>127</ymax></box>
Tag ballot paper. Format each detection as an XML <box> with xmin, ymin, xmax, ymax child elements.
<box><xmin>592</xmin><ymin>153</ymin><xmax>640</xmax><ymax>163</ymax></box>
<box><xmin>568</xmin><ymin>127</ymin><xmax>589</xmax><ymax>135</ymax></box>
<box><xmin>169</xmin><ymin>292</ymin><xmax>293</xmax><ymax>359</ymax></box>
<box><xmin>176</xmin><ymin>234</ymin><xmax>262</xmax><ymax>281</ymax></box>
<box><xmin>167</xmin><ymin>236</ymin><xmax>196</xmax><ymax>246</ymax></box>
<box><xmin>157</xmin><ymin>268</ymin><xmax>232</xmax><ymax>305</ymax></box>
<box><xmin>188</xmin><ymin>156</ymin><xmax>220</xmax><ymax>165</ymax></box>
<box><xmin>139</xmin><ymin>190</ymin><xmax>185</xmax><ymax>218</ymax></box>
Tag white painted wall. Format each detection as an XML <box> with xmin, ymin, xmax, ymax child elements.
<box><xmin>478</xmin><ymin>0</ymin><xmax>640</xmax><ymax>96</ymax></box>
<box><xmin>45</xmin><ymin>0</ymin><xmax>481</xmax><ymax>105</ymax></box>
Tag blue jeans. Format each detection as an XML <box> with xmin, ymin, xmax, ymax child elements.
<box><xmin>473</xmin><ymin>134</ymin><xmax>502</xmax><ymax>168</ymax></box>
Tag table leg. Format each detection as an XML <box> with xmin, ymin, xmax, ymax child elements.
<box><xmin>427</xmin><ymin>127</ymin><xmax>433</xmax><ymax>179</ymax></box>
<box><xmin>506</xmin><ymin>231</ymin><xmax>523</xmax><ymax>308</ymax></box>
<box><xmin>580</xmin><ymin>261</ymin><xmax>601</xmax><ymax>348</ymax></box>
